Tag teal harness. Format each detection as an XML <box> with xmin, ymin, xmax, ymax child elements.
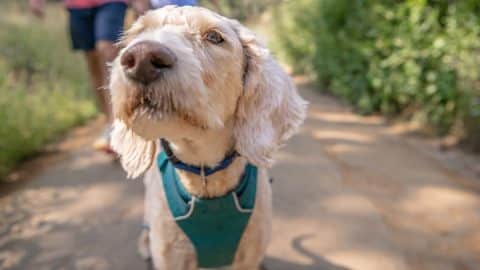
<box><xmin>157</xmin><ymin>151</ymin><xmax>258</xmax><ymax>268</ymax></box>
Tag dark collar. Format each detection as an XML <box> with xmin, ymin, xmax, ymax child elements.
<box><xmin>160</xmin><ymin>138</ymin><xmax>239</xmax><ymax>177</ymax></box>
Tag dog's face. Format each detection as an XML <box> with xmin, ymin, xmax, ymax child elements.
<box><xmin>110</xmin><ymin>6</ymin><xmax>307</xmax><ymax>177</ymax></box>
<box><xmin>110</xmin><ymin>6</ymin><xmax>244</xmax><ymax>131</ymax></box>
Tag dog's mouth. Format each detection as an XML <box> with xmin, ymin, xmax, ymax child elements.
<box><xmin>128</xmin><ymin>91</ymin><xmax>210</xmax><ymax>130</ymax></box>
<box><xmin>132</xmin><ymin>93</ymin><xmax>174</xmax><ymax>120</ymax></box>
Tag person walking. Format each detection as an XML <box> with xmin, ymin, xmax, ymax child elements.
<box><xmin>29</xmin><ymin>0</ymin><xmax>149</xmax><ymax>153</ymax></box>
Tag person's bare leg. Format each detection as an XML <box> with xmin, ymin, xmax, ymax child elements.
<box><xmin>95</xmin><ymin>40</ymin><xmax>120</xmax><ymax>123</ymax></box>
<box><xmin>96</xmin><ymin>40</ymin><xmax>119</xmax><ymax>64</ymax></box>
<box><xmin>85</xmin><ymin>45</ymin><xmax>119</xmax><ymax>152</ymax></box>
<box><xmin>84</xmin><ymin>49</ymin><xmax>112</xmax><ymax>122</ymax></box>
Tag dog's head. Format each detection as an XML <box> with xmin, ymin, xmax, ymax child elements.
<box><xmin>110</xmin><ymin>6</ymin><xmax>307</xmax><ymax>177</ymax></box>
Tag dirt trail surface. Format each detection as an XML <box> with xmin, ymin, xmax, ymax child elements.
<box><xmin>1</xmin><ymin>83</ymin><xmax>480</xmax><ymax>270</ymax></box>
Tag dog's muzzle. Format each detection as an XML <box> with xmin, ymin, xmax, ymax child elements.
<box><xmin>121</xmin><ymin>41</ymin><xmax>177</xmax><ymax>85</ymax></box>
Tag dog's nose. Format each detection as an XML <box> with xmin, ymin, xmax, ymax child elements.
<box><xmin>121</xmin><ymin>41</ymin><xmax>176</xmax><ymax>84</ymax></box>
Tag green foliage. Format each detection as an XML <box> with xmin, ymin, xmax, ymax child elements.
<box><xmin>0</xmin><ymin>5</ymin><xmax>96</xmax><ymax>179</ymax></box>
<box><xmin>274</xmin><ymin>0</ymin><xmax>480</xmax><ymax>136</ymax></box>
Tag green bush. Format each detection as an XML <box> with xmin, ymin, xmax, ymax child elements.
<box><xmin>0</xmin><ymin>5</ymin><xmax>96</xmax><ymax>179</ymax></box>
<box><xmin>273</xmin><ymin>0</ymin><xmax>480</xmax><ymax>136</ymax></box>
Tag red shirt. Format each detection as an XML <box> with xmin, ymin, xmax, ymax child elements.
<box><xmin>65</xmin><ymin>0</ymin><xmax>128</xmax><ymax>9</ymax></box>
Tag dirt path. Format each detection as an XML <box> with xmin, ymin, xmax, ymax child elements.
<box><xmin>1</xmin><ymin>82</ymin><xmax>480</xmax><ymax>270</ymax></box>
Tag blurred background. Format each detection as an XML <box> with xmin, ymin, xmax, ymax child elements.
<box><xmin>272</xmin><ymin>0</ymin><xmax>480</xmax><ymax>145</ymax></box>
<box><xmin>1</xmin><ymin>0</ymin><xmax>480</xmax><ymax>270</ymax></box>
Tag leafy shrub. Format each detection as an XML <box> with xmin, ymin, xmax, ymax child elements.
<box><xmin>273</xmin><ymin>0</ymin><xmax>480</xmax><ymax>136</ymax></box>
<box><xmin>0</xmin><ymin>5</ymin><xmax>96</xmax><ymax>179</ymax></box>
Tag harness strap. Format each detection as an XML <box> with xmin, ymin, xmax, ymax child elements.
<box><xmin>160</xmin><ymin>138</ymin><xmax>239</xmax><ymax>177</ymax></box>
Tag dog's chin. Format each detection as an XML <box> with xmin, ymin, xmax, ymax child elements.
<box><xmin>126</xmin><ymin>105</ymin><xmax>216</xmax><ymax>141</ymax></box>
<box><xmin>132</xmin><ymin>105</ymin><xmax>173</xmax><ymax>122</ymax></box>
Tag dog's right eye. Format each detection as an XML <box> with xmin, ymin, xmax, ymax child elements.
<box><xmin>205</xmin><ymin>30</ymin><xmax>224</xmax><ymax>45</ymax></box>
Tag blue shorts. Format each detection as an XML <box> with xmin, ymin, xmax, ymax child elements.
<box><xmin>67</xmin><ymin>2</ymin><xmax>127</xmax><ymax>51</ymax></box>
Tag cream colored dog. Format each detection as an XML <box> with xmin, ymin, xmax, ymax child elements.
<box><xmin>109</xmin><ymin>6</ymin><xmax>307</xmax><ymax>270</ymax></box>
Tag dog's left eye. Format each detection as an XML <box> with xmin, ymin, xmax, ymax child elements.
<box><xmin>205</xmin><ymin>31</ymin><xmax>224</xmax><ymax>44</ymax></box>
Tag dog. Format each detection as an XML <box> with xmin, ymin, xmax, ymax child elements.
<box><xmin>108</xmin><ymin>6</ymin><xmax>307</xmax><ymax>270</ymax></box>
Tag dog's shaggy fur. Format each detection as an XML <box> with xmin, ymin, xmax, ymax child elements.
<box><xmin>109</xmin><ymin>6</ymin><xmax>307</xmax><ymax>270</ymax></box>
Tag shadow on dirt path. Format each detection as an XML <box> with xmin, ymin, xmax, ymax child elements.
<box><xmin>264</xmin><ymin>235</ymin><xmax>351</xmax><ymax>270</ymax></box>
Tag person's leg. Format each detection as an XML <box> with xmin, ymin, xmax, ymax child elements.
<box><xmin>68</xmin><ymin>8</ymin><xmax>111</xmax><ymax>121</ymax></box>
<box><xmin>82</xmin><ymin>2</ymin><xmax>127</xmax><ymax>152</ymax></box>
<box><xmin>84</xmin><ymin>49</ymin><xmax>111</xmax><ymax>122</ymax></box>
<box><xmin>68</xmin><ymin>7</ymin><xmax>117</xmax><ymax>152</ymax></box>
<box><xmin>94</xmin><ymin>2</ymin><xmax>128</xmax><ymax>123</ymax></box>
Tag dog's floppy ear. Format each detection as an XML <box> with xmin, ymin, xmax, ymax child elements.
<box><xmin>232</xmin><ymin>21</ymin><xmax>307</xmax><ymax>167</ymax></box>
<box><xmin>110</xmin><ymin>120</ymin><xmax>157</xmax><ymax>178</ymax></box>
